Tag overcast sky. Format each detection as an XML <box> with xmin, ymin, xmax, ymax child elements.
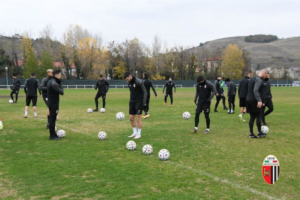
<box><xmin>0</xmin><ymin>0</ymin><xmax>299</xmax><ymax>48</ymax></box>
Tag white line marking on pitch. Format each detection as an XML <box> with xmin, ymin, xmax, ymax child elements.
<box><xmin>36</xmin><ymin>118</ymin><xmax>285</xmax><ymax>200</ymax></box>
<box><xmin>168</xmin><ymin>162</ymin><xmax>285</xmax><ymax>200</ymax></box>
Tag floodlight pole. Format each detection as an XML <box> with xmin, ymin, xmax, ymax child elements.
<box><xmin>5</xmin><ymin>67</ymin><xmax>8</xmax><ymax>89</ymax></box>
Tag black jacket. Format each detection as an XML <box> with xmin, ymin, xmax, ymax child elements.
<box><xmin>214</xmin><ymin>80</ymin><xmax>222</xmax><ymax>94</ymax></box>
<box><xmin>40</xmin><ymin>76</ymin><xmax>52</xmax><ymax>96</ymax></box>
<box><xmin>128</xmin><ymin>77</ymin><xmax>147</xmax><ymax>105</ymax></box>
<box><xmin>163</xmin><ymin>81</ymin><xmax>176</xmax><ymax>94</ymax></box>
<box><xmin>238</xmin><ymin>77</ymin><xmax>249</xmax><ymax>98</ymax></box>
<box><xmin>95</xmin><ymin>79</ymin><xmax>109</xmax><ymax>93</ymax></box>
<box><xmin>24</xmin><ymin>78</ymin><xmax>41</xmax><ymax>96</ymax></box>
<box><xmin>12</xmin><ymin>78</ymin><xmax>21</xmax><ymax>90</ymax></box>
<box><xmin>47</xmin><ymin>78</ymin><xmax>64</xmax><ymax>106</ymax></box>
<box><xmin>194</xmin><ymin>80</ymin><xmax>215</xmax><ymax>104</ymax></box>
<box><xmin>261</xmin><ymin>79</ymin><xmax>272</xmax><ymax>99</ymax></box>
<box><xmin>246</xmin><ymin>75</ymin><xmax>263</xmax><ymax>102</ymax></box>
<box><xmin>227</xmin><ymin>81</ymin><xmax>236</xmax><ymax>96</ymax></box>
<box><xmin>143</xmin><ymin>79</ymin><xmax>157</xmax><ymax>96</ymax></box>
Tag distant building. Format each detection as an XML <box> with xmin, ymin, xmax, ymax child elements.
<box><xmin>202</xmin><ymin>56</ymin><xmax>222</xmax><ymax>73</ymax></box>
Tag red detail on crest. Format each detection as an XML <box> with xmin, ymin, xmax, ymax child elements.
<box><xmin>262</xmin><ymin>166</ymin><xmax>272</xmax><ymax>184</ymax></box>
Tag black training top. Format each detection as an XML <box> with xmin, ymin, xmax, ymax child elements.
<box><xmin>24</xmin><ymin>78</ymin><xmax>41</xmax><ymax>96</ymax></box>
<box><xmin>40</xmin><ymin>76</ymin><xmax>52</xmax><ymax>96</ymax></box>
<box><xmin>47</xmin><ymin>77</ymin><xmax>64</xmax><ymax>106</ymax></box>
<box><xmin>143</xmin><ymin>79</ymin><xmax>157</xmax><ymax>96</ymax></box>
<box><xmin>128</xmin><ymin>77</ymin><xmax>147</xmax><ymax>104</ymax></box>
<box><xmin>261</xmin><ymin>79</ymin><xmax>272</xmax><ymax>99</ymax></box>
<box><xmin>238</xmin><ymin>77</ymin><xmax>249</xmax><ymax>98</ymax></box>
<box><xmin>227</xmin><ymin>81</ymin><xmax>236</xmax><ymax>96</ymax></box>
<box><xmin>194</xmin><ymin>80</ymin><xmax>215</xmax><ymax>104</ymax></box>
<box><xmin>214</xmin><ymin>80</ymin><xmax>221</xmax><ymax>94</ymax></box>
<box><xmin>163</xmin><ymin>81</ymin><xmax>176</xmax><ymax>94</ymax></box>
<box><xmin>95</xmin><ymin>79</ymin><xmax>109</xmax><ymax>93</ymax></box>
<box><xmin>12</xmin><ymin>78</ymin><xmax>21</xmax><ymax>90</ymax></box>
<box><xmin>246</xmin><ymin>75</ymin><xmax>262</xmax><ymax>102</ymax></box>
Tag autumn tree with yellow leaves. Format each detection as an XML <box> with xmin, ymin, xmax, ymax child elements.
<box><xmin>218</xmin><ymin>44</ymin><xmax>245</xmax><ymax>79</ymax></box>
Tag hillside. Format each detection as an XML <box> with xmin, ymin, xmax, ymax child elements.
<box><xmin>191</xmin><ymin>36</ymin><xmax>300</xmax><ymax>70</ymax></box>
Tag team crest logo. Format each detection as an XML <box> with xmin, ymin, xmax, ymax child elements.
<box><xmin>204</xmin><ymin>85</ymin><xmax>207</xmax><ymax>88</ymax></box>
<box><xmin>262</xmin><ymin>155</ymin><xmax>280</xmax><ymax>184</ymax></box>
<box><xmin>133</xmin><ymin>84</ymin><xmax>136</xmax><ymax>88</ymax></box>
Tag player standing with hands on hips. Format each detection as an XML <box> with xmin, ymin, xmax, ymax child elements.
<box><xmin>47</xmin><ymin>69</ymin><xmax>64</xmax><ymax>140</ymax></box>
<box><xmin>246</xmin><ymin>69</ymin><xmax>268</xmax><ymax>138</ymax></box>
<box><xmin>192</xmin><ymin>76</ymin><xmax>216</xmax><ymax>134</ymax></box>
<box><xmin>93</xmin><ymin>74</ymin><xmax>109</xmax><ymax>112</ymax></box>
<box><xmin>124</xmin><ymin>72</ymin><xmax>147</xmax><ymax>139</ymax></box>
<box><xmin>163</xmin><ymin>77</ymin><xmax>176</xmax><ymax>106</ymax></box>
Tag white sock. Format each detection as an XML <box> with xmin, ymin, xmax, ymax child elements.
<box><xmin>195</xmin><ymin>127</ymin><xmax>198</xmax><ymax>130</ymax></box>
<box><xmin>25</xmin><ymin>111</ymin><xmax>28</xmax><ymax>116</ymax></box>
<box><xmin>206</xmin><ymin>128</ymin><xmax>210</xmax><ymax>131</ymax></box>
<box><xmin>34</xmin><ymin>112</ymin><xmax>37</xmax><ymax>117</ymax></box>
<box><xmin>133</xmin><ymin>127</ymin><xmax>137</xmax><ymax>134</ymax></box>
<box><xmin>138</xmin><ymin>128</ymin><xmax>142</xmax><ymax>136</ymax></box>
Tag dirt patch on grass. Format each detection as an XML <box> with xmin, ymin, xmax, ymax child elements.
<box><xmin>0</xmin><ymin>175</ymin><xmax>17</xmax><ymax>199</ymax></box>
<box><xmin>51</xmin><ymin>193</ymin><xmax>71</xmax><ymax>200</ymax></box>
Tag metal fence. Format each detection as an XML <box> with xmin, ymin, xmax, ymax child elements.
<box><xmin>0</xmin><ymin>85</ymin><xmax>184</xmax><ymax>89</ymax></box>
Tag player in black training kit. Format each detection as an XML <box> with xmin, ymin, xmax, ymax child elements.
<box><xmin>124</xmin><ymin>72</ymin><xmax>147</xmax><ymax>139</ymax></box>
<box><xmin>93</xmin><ymin>74</ymin><xmax>109</xmax><ymax>111</ymax></box>
<box><xmin>192</xmin><ymin>76</ymin><xmax>215</xmax><ymax>134</ymax></box>
<box><xmin>10</xmin><ymin>73</ymin><xmax>21</xmax><ymax>103</ymax></box>
<box><xmin>24</xmin><ymin>73</ymin><xmax>41</xmax><ymax>118</ymax></box>
<box><xmin>246</xmin><ymin>69</ymin><xmax>268</xmax><ymax>138</ymax></box>
<box><xmin>214</xmin><ymin>75</ymin><xmax>228</xmax><ymax>112</ymax></box>
<box><xmin>226</xmin><ymin>78</ymin><xmax>237</xmax><ymax>114</ymax></box>
<box><xmin>47</xmin><ymin>69</ymin><xmax>64</xmax><ymax>140</ymax></box>
<box><xmin>40</xmin><ymin>69</ymin><xmax>53</xmax><ymax>128</ymax></box>
<box><xmin>261</xmin><ymin>73</ymin><xmax>273</xmax><ymax>126</ymax></box>
<box><xmin>142</xmin><ymin>73</ymin><xmax>157</xmax><ymax>119</ymax></box>
<box><xmin>238</xmin><ymin>72</ymin><xmax>250</xmax><ymax>122</ymax></box>
<box><xmin>163</xmin><ymin>77</ymin><xmax>176</xmax><ymax>106</ymax></box>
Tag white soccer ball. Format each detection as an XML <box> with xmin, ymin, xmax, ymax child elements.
<box><xmin>87</xmin><ymin>108</ymin><xmax>93</xmax><ymax>113</ymax></box>
<box><xmin>158</xmin><ymin>149</ymin><xmax>170</xmax><ymax>161</ymax></box>
<box><xmin>261</xmin><ymin>126</ymin><xmax>269</xmax><ymax>134</ymax></box>
<box><xmin>98</xmin><ymin>131</ymin><xmax>107</xmax><ymax>140</ymax></box>
<box><xmin>142</xmin><ymin>144</ymin><xmax>153</xmax><ymax>155</ymax></box>
<box><xmin>182</xmin><ymin>111</ymin><xmax>191</xmax><ymax>120</ymax></box>
<box><xmin>57</xmin><ymin>129</ymin><xmax>66</xmax><ymax>138</ymax></box>
<box><xmin>126</xmin><ymin>140</ymin><xmax>136</xmax><ymax>150</ymax></box>
<box><xmin>116</xmin><ymin>112</ymin><xmax>125</xmax><ymax>121</ymax></box>
<box><xmin>9</xmin><ymin>99</ymin><xmax>13</xmax><ymax>104</ymax></box>
<box><xmin>100</xmin><ymin>108</ymin><xmax>105</xmax><ymax>113</ymax></box>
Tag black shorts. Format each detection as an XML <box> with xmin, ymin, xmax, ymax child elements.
<box><xmin>196</xmin><ymin>102</ymin><xmax>211</xmax><ymax>113</ymax></box>
<box><xmin>239</xmin><ymin>98</ymin><xmax>246</xmax><ymax>107</ymax></box>
<box><xmin>129</xmin><ymin>102</ymin><xmax>143</xmax><ymax>115</ymax></box>
<box><xmin>43</xmin><ymin>95</ymin><xmax>49</xmax><ymax>107</ymax></box>
<box><xmin>26</xmin><ymin>95</ymin><xmax>37</xmax><ymax>106</ymax></box>
<box><xmin>11</xmin><ymin>89</ymin><xmax>19</xmax><ymax>94</ymax></box>
<box><xmin>165</xmin><ymin>93</ymin><xmax>173</xmax><ymax>98</ymax></box>
<box><xmin>95</xmin><ymin>92</ymin><xmax>106</xmax><ymax>99</ymax></box>
<box><xmin>246</xmin><ymin>101</ymin><xmax>261</xmax><ymax>113</ymax></box>
<box><xmin>228</xmin><ymin>95</ymin><xmax>235</xmax><ymax>102</ymax></box>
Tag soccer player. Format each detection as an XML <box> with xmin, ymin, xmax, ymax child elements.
<box><xmin>93</xmin><ymin>74</ymin><xmax>109</xmax><ymax>111</ymax></box>
<box><xmin>24</xmin><ymin>73</ymin><xmax>41</xmax><ymax>118</ymax></box>
<box><xmin>47</xmin><ymin>69</ymin><xmax>64</xmax><ymax>140</ymax></box>
<box><xmin>214</xmin><ymin>75</ymin><xmax>228</xmax><ymax>112</ymax></box>
<box><xmin>192</xmin><ymin>76</ymin><xmax>215</xmax><ymax>134</ymax></box>
<box><xmin>226</xmin><ymin>78</ymin><xmax>236</xmax><ymax>114</ymax></box>
<box><xmin>261</xmin><ymin>73</ymin><xmax>273</xmax><ymax>126</ymax></box>
<box><xmin>124</xmin><ymin>72</ymin><xmax>147</xmax><ymax>139</ymax></box>
<box><xmin>246</xmin><ymin>69</ymin><xmax>268</xmax><ymax>138</ymax></box>
<box><xmin>142</xmin><ymin>73</ymin><xmax>157</xmax><ymax>119</ymax></box>
<box><xmin>163</xmin><ymin>77</ymin><xmax>176</xmax><ymax>106</ymax></box>
<box><xmin>238</xmin><ymin>72</ymin><xmax>250</xmax><ymax>121</ymax></box>
<box><xmin>10</xmin><ymin>73</ymin><xmax>21</xmax><ymax>103</ymax></box>
<box><xmin>40</xmin><ymin>69</ymin><xmax>53</xmax><ymax>128</ymax></box>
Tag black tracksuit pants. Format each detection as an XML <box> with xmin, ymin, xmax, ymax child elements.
<box><xmin>261</xmin><ymin>98</ymin><xmax>274</xmax><ymax>124</ymax></box>
<box><xmin>49</xmin><ymin>104</ymin><xmax>59</xmax><ymax>138</ymax></box>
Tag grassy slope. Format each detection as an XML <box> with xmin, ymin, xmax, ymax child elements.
<box><xmin>0</xmin><ymin>87</ymin><xmax>299</xmax><ymax>199</ymax></box>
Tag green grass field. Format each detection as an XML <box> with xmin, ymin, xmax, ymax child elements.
<box><xmin>0</xmin><ymin>87</ymin><xmax>299</xmax><ymax>200</ymax></box>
